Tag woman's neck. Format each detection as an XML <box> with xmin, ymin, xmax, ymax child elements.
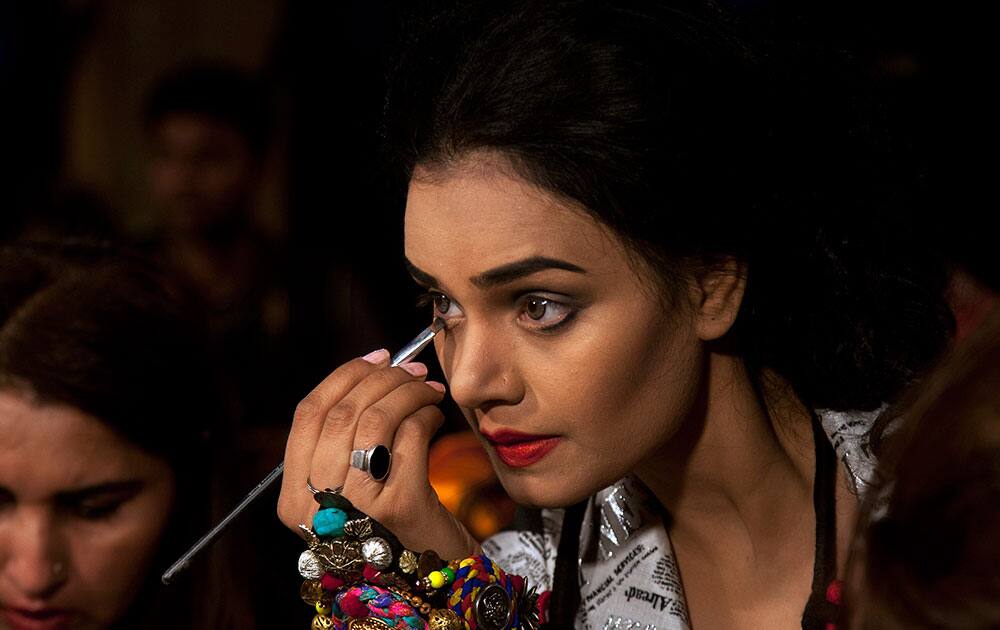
<box><xmin>636</xmin><ymin>352</ymin><xmax>816</xmax><ymax>546</ymax></box>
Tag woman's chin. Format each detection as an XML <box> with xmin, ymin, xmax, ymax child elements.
<box><xmin>495</xmin><ymin>471</ymin><xmax>600</xmax><ymax>510</ymax></box>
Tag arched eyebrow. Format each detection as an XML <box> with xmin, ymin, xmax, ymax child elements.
<box><xmin>470</xmin><ymin>256</ymin><xmax>586</xmax><ymax>288</ymax></box>
<box><xmin>405</xmin><ymin>256</ymin><xmax>586</xmax><ymax>290</ymax></box>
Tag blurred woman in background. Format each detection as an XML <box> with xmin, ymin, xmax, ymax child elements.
<box><xmin>0</xmin><ymin>242</ymin><xmax>247</xmax><ymax>629</ymax></box>
<box><xmin>848</xmin><ymin>307</ymin><xmax>1000</xmax><ymax>629</ymax></box>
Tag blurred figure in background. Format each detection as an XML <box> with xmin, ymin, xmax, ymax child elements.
<box><xmin>144</xmin><ymin>63</ymin><xmax>295</xmax><ymax>436</ymax></box>
<box><xmin>844</xmin><ymin>8</ymin><xmax>1000</xmax><ymax>624</ymax></box>
<box><xmin>144</xmin><ymin>65</ymin><xmax>313</xmax><ymax>626</ymax></box>
<box><xmin>0</xmin><ymin>241</ymin><xmax>251</xmax><ymax>629</ymax></box>
<box><xmin>146</xmin><ymin>64</ymin><xmax>271</xmax><ymax>250</ymax></box>
<box><xmin>848</xmin><ymin>308</ymin><xmax>1000</xmax><ymax>628</ymax></box>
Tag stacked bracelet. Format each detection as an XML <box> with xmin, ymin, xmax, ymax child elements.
<box><xmin>297</xmin><ymin>489</ymin><xmax>541</xmax><ymax>630</ymax></box>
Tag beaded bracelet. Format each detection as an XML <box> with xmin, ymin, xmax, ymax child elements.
<box><xmin>297</xmin><ymin>489</ymin><xmax>543</xmax><ymax>630</ymax></box>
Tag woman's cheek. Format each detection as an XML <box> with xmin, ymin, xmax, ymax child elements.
<box><xmin>72</xmin><ymin>492</ymin><xmax>174</xmax><ymax>624</ymax></box>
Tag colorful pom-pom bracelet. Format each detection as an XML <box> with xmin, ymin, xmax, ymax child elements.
<box><xmin>296</xmin><ymin>489</ymin><xmax>543</xmax><ymax>629</ymax></box>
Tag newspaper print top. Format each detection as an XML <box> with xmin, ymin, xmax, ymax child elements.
<box><xmin>482</xmin><ymin>408</ymin><xmax>882</xmax><ymax>629</ymax></box>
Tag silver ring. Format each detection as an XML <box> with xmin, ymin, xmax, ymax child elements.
<box><xmin>350</xmin><ymin>444</ymin><xmax>392</xmax><ymax>482</ymax></box>
<box><xmin>306</xmin><ymin>477</ymin><xmax>343</xmax><ymax>496</ymax></box>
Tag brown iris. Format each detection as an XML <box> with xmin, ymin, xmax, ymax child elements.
<box><xmin>524</xmin><ymin>297</ymin><xmax>548</xmax><ymax>320</ymax></box>
<box><xmin>433</xmin><ymin>294</ymin><xmax>451</xmax><ymax>316</ymax></box>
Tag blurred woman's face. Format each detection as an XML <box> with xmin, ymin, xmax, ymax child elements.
<box><xmin>0</xmin><ymin>390</ymin><xmax>175</xmax><ymax>630</ymax></box>
<box><xmin>404</xmin><ymin>156</ymin><xmax>706</xmax><ymax>508</ymax></box>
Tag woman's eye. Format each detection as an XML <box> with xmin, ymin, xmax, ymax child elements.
<box><xmin>73</xmin><ymin>500</ymin><xmax>124</xmax><ymax>520</ymax></box>
<box><xmin>63</xmin><ymin>496</ymin><xmax>130</xmax><ymax>521</ymax></box>
<box><xmin>432</xmin><ymin>293</ymin><xmax>452</xmax><ymax>316</ymax></box>
<box><xmin>0</xmin><ymin>487</ymin><xmax>13</xmax><ymax>514</ymax></box>
<box><xmin>417</xmin><ymin>291</ymin><xmax>462</xmax><ymax>320</ymax></box>
<box><xmin>517</xmin><ymin>296</ymin><xmax>575</xmax><ymax>330</ymax></box>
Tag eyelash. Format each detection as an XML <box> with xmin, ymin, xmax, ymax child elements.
<box><xmin>0</xmin><ymin>487</ymin><xmax>132</xmax><ymax>521</ymax></box>
<box><xmin>72</xmin><ymin>501</ymin><xmax>125</xmax><ymax>520</ymax></box>
<box><xmin>415</xmin><ymin>290</ymin><xmax>578</xmax><ymax>332</ymax></box>
<box><xmin>415</xmin><ymin>290</ymin><xmax>450</xmax><ymax>314</ymax></box>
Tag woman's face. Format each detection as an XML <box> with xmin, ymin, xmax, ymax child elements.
<box><xmin>404</xmin><ymin>157</ymin><xmax>707</xmax><ymax>508</ymax></box>
<box><xmin>0</xmin><ymin>390</ymin><xmax>175</xmax><ymax>630</ymax></box>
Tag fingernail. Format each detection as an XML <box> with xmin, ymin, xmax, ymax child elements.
<box><xmin>400</xmin><ymin>362</ymin><xmax>428</xmax><ymax>377</ymax></box>
<box><xmin>426</xmin><ymin>380</ymin><xmax>446</xmax><ymax>393</ymax></box>
<box><xmin>361</xmin><ymin>349</ymin><xmax>389</xmax><ymax>364</ymax></box>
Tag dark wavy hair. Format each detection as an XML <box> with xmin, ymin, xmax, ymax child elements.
<box><xmin>383</xmin><ymin>0</ymin><xmax>952</xmax><ymax>412</ymax></box>
<box><xmin>0</xmin><ymin>241</ymin><xmax>249</xmax><ymax>629</ymax></box>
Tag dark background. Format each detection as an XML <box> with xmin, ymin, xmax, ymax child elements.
<box><xmin>1</xmin><ymin>1</ymin><xmax>995</xmax><ymax>625</ymax></box>
<box><xmin>2</xmin><ymin>0</ymin><xmax>994</xmax><ymax>374</ymax></box>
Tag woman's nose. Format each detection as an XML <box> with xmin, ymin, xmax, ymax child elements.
<box><xmin>0</xmin><ymin>511</ymin><xmax>69</xmax><ymax>599</ymax></box>
<box><xmin>442</xmin><ymin>320</ymin><xmax>522</xmax><ymax>411</ymax></box>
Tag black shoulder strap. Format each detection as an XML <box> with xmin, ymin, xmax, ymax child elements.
<box><xmin>801</xmin><ymin>413</ymin><xmax>841</xmax><ymax>629</ymax></box>
<box><xmin>543</xmin><ymin>499</ymin><xmax>588</xmax><ymax>629</ymax></box>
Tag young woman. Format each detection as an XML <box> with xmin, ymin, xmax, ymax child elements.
<box><xmin>0</xmin><ymin>242</ymin><xmax>247</xmax><ymax>629</ymax></box>
<box><xmin>277</xmin><ymin>1</ymin><xmax>951</xmax><ymax>627</ymax></box>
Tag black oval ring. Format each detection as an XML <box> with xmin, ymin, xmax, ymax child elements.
<box><xmin>366</xmin><ymin>444</ymin><xmax>392</xmax><ymax>482</ymax></box>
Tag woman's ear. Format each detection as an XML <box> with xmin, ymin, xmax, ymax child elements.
<box><xmin>689</xmin><ymin>258</ymin><xmax>747</xmax><ymax>341</ymax></box>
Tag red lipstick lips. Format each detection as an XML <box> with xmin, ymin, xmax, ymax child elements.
<box><xmin>481</xmin><ymin>429</ymin><xmax>560</xmax><ymax>468</ymax></box>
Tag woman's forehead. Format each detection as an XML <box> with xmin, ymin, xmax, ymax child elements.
<box><xmin>0</xmin><ymin>391</ymin><xmax>159</xmax><ymax>494</ymax></box>
<box><xmin>404</xmin><ymin>161</ymin><xmax>620</xmax><ymax>280</ymax></box>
